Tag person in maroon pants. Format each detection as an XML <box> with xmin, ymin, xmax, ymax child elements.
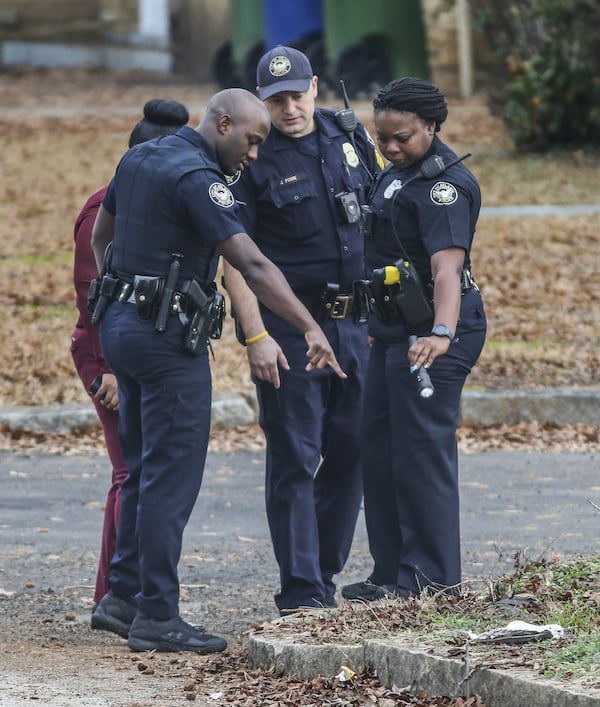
<box><xmin>70</xmin><ymin>99</ymin><xmax>190</xmax><ymax>605</ymax></box>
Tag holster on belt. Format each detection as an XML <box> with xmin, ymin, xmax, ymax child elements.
<box><xmin>371</xmin><ymin>281</ymin><xmax>402</xmax><ymax>323</ymax></box>
<box><xmin>91</xmin><ymin>275</ymin><xmax>120</xmax><ymax>325</ymax></box>
<box><xmin>182</xmin><ymin>281</ymin><xmax>226</xmax><ymax>355</ymax></box>
<box><xmin>88</xmin><ymin>242</ymin><xmax>115</xmax><ymax>323</ymax></box>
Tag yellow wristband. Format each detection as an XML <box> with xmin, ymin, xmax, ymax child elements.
<box><xmin>245</xmin><ymin>330</ymin><xmax>269</xmax><ymax>345</ymax></box>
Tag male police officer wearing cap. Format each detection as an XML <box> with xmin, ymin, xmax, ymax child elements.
<box><xmin>89</xmin><ymin>88</ymin><xmax>346</xmax><ymax>653</ymax></box>
<box><xmin>223</xmin><ymin>47</ymin><xmax>381</xmax><ymax>614</ymax></box>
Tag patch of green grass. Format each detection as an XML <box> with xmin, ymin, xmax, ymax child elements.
<box><xmin>483</xmin><ymin>339</ymin><xmax>561</xmax><ymax>352</ymax></box>
<box><xmin>1</xmin><ymin>304</ymin><xmax>75</xmax><ymax>317</ymax></box>
<box><xmin>542</xmin><ymin>634</ymin><xmax>600</xmax><ymax>681</ymax></box>
<box><xmin>0</xmin><ymin>252</ymin><xmax>72</xmax><ymax>265</ymax></box>
<box><xmin>266</xmin><ymin>556</ymin><xmax>600</xmax><ymax>688</ymax></box>
<box><xmin>473</xmin><ymin>149</ymin><xmax>600</xmax><ymax>206</ymax></box>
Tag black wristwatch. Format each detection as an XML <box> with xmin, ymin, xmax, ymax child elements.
<box><xmin>431</xmin><ymin>324</ymin><xmax>454</xmax><ymax>341</ymax></box>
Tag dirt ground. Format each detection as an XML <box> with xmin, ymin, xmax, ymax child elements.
<box><xmin>1</xmin><ymin>66</ymin><xmax>598</xmax><ymax>706</ymax></box>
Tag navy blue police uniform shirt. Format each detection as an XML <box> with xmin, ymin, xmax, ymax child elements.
<box><xmin>230</xmin><ymin>108</ymin><xmax>379</xmax><ymax>296</ymax></box>
<box><xmin>366</xmin><ymin>135</ymin><xmax>481</xmax><ymax>339</ymax></box>
<box><xmin>103</xmin><ymin>127</ymin><xmax>244</xmax><ymax>287</ymax></box>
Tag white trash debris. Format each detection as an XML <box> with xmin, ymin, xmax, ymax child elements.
<box><xmin>466</xmin><ymin>620</ymin><xmax>564</xmax><ymax>644</ymax></box>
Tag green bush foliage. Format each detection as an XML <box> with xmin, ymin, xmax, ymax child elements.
<box><xmin>472</xmin><ymin>0</ymin><xmax>600</xmax><ymax>151</ymax></box>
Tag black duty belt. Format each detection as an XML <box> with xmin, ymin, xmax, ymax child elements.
<box><xmin>114</xmin><ymin>279</ymin><xmax>195</xmax><ymax>314</ymax></box>
<box><xmin>296</xmin><ymin>288</ymin><xmax>355</xmax><ymax>324</ymax></box>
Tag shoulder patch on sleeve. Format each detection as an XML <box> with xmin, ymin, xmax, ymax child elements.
<box><xmin>209</xmin><ymin>182</ymin><xmax>235</xmax><ymax>208</ymax></box>
<box><xmin>430</xmin><ymin>181</ymin><xmax>458</xmax><ymax>205</ymax></box>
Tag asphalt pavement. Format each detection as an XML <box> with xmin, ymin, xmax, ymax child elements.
<box><xmin>1</xmin><ymin>446</ymin><xmax>598</xmax><ymax>599</ymax></box>
<box><xmin>1</xmin><ymin>442</ymin><xmax>598</xmax><ymax>707</ymax></box>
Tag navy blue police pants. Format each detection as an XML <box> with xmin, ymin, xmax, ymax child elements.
<box><xmin>361</xmin><ymin>310</ymin><xmax>486</xmax><ymax>594</ymax></box>
<box><xmin>256</xmin><ymin>315</ymin><xmax>368</xmax><ymax>611</ymax></box>
<box><xmin>99</xmin><ymin>301</ymin><xmax>211</xmax><ymax>620</ymax></box>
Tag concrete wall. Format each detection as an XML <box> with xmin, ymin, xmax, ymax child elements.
<box><xmin>0</xmin><ymin>0</ymin><xmax>488</xmax><ymax>93</ymax></box>
<box><xmin>170</xmin><ymin>0</ymin><xmax>229</xmax><ymax>80</ymax></box>
<box><xmin>0</xmin><ymin>0</ymin><xmax>138</xmax><ymax>39</ymax></box>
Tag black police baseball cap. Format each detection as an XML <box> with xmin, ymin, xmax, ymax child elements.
<box><xmin>256</xmin><ymin>45</ymin><xmax>314</xmax><ymax>100</ymax></box>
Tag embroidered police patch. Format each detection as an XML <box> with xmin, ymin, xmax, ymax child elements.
<box><xmin>342</xmin><ymin>142</ymin><xmax>359</xmax><ymax>168</ymax></box>
<box><xmin>209</xmin><ymin>182</ymin><xmax>235</xmax><ymax>208</ymax></box>
<box><xmin>269</xmin><ymin>56</ymin><xmax>291</xmax><ymax>77</ymax></box>
<box><xmin>430</xmin><ymin>181</ymin><xmax>458</xmax><ymax>205</ymax></box>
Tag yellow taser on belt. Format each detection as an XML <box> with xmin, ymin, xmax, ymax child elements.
<box><xmin>383</xmin><ymin>261</ymin><xmax>410</xmax><ymax>285</ymax></box>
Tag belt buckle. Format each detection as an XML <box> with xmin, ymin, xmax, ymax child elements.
<box><xmin>330</xmin><ymin>295</ymin><xmax>350</xmax><ymax>319</ymax></box>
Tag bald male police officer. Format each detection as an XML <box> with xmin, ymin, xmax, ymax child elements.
<box><xmin>90</xmin><ymin>88</ymin><xmax>345</xmax><ymax>653</ymax></box>
<box><xmin>223</xmin><ymin>47</ymin><xmax>381</xmax><ymax>614</ymax></box>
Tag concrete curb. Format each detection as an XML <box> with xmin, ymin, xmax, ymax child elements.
<box><xmin>248</xmin><ymin>631</ymin><xmax>600</xmax><ymax>707</ymax></box>
<box><xmin>0</xmin><ymin>388</ymin><xmax>598</xmax><ymax>433</ymax></box>
<box><xmin>0</xmin><ymin>394</ymin><xmax>257</xmax><ymax>434</ymax></box>
<box><xmin>460</xmin><ymin>388</ymin><xmax>600</xmax><ymax>426</ymax></box>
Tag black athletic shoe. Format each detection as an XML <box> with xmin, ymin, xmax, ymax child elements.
<box><xmin>341</xmin><ymin>580</ymin><xmax>386</xmax><ymax>601</ymax></box>
<box><xmin>127</xmin><ymin>614</ymin><xmax>227</xmax><ymax>654</ymax></box>
<box><xmin>342</xmin><ymin>580</ymin><xmax>413</xmax><ymax>602</ymax></box>
<box><xmin>279</xmin><ymin>596</ymin><xmax>338</xmax><ymax>616</ymax></box>
<box><xmin>91</xmin><ymin>592</ymin><xmax>137</xmax><ymax>638</ymax></box>
<box><xmin>378</xmin><ymin>584</ymin><xmax>414</xmax><ymax>600</ymax></box>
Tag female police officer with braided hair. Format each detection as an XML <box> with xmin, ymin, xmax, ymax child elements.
<box><xmin>342</xmin><ymin>78</ymin><xmax>487</xmax><ymax>602</ymax></box>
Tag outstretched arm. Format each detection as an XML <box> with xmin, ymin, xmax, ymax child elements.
<box><xmin>217</xmin><ymin>233</ymin><xmax>346</xmax><ymax>378</ymax></box>
<box><xmin>222</xmin><ymin>260</ymin><xmax>289</xmax><ymax>388</ymax></box>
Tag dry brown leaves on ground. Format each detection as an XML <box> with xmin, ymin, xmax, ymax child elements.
<box><xmin>0</xmin><ymin>67</ymin><xmax>599</xmax><ymax>409</ymax></box>
<box><xmin>1</xmin><ymin>420</ymin><xmax>598</xmax><ymax>456</ymax></box>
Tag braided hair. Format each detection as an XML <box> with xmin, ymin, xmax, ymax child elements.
<box><xmin>373</xmin><ymin>78</ymin><xmax>448</xmax><ymax>132</ymax></box>
<box><xmin>128</xmin><ymin>99</ymin><xmax>190</xmax><ymax>147</ymax></box>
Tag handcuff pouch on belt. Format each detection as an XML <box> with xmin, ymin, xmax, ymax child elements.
<box><xmin>181</xmin><ymin>280</ymin><xmax>225</xmax><ymax>355</ymax></box>
<box><xmin>133</xmin><ymin>275</ymin><xmax>164</xmax><ymax>321</ymax></box>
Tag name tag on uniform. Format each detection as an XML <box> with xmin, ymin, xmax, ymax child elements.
<box><xmin>384</xmin><ymin>179</ymin><xmax>403</xmax><ymax>199</ymax></box>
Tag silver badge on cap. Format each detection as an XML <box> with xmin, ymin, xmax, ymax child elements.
<box><xmin>430</xmin><ymin>181</ymin><xmax>458</xmax><ymax>205</ymax></box>
<box><xmin>269</xmin><ymin>56</ymin><xmax>292</xmax><ymax>77</ymax></box>
<box><xmin>209</xmin><ymin>182</ymin><xmax>235</xmax><ymax>208</ymax></box>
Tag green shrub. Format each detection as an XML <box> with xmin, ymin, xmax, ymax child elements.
<box><xmin>472</xmin><ymin>0</ymin><xmax>600</xmax><ymax>151</ymax></box>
